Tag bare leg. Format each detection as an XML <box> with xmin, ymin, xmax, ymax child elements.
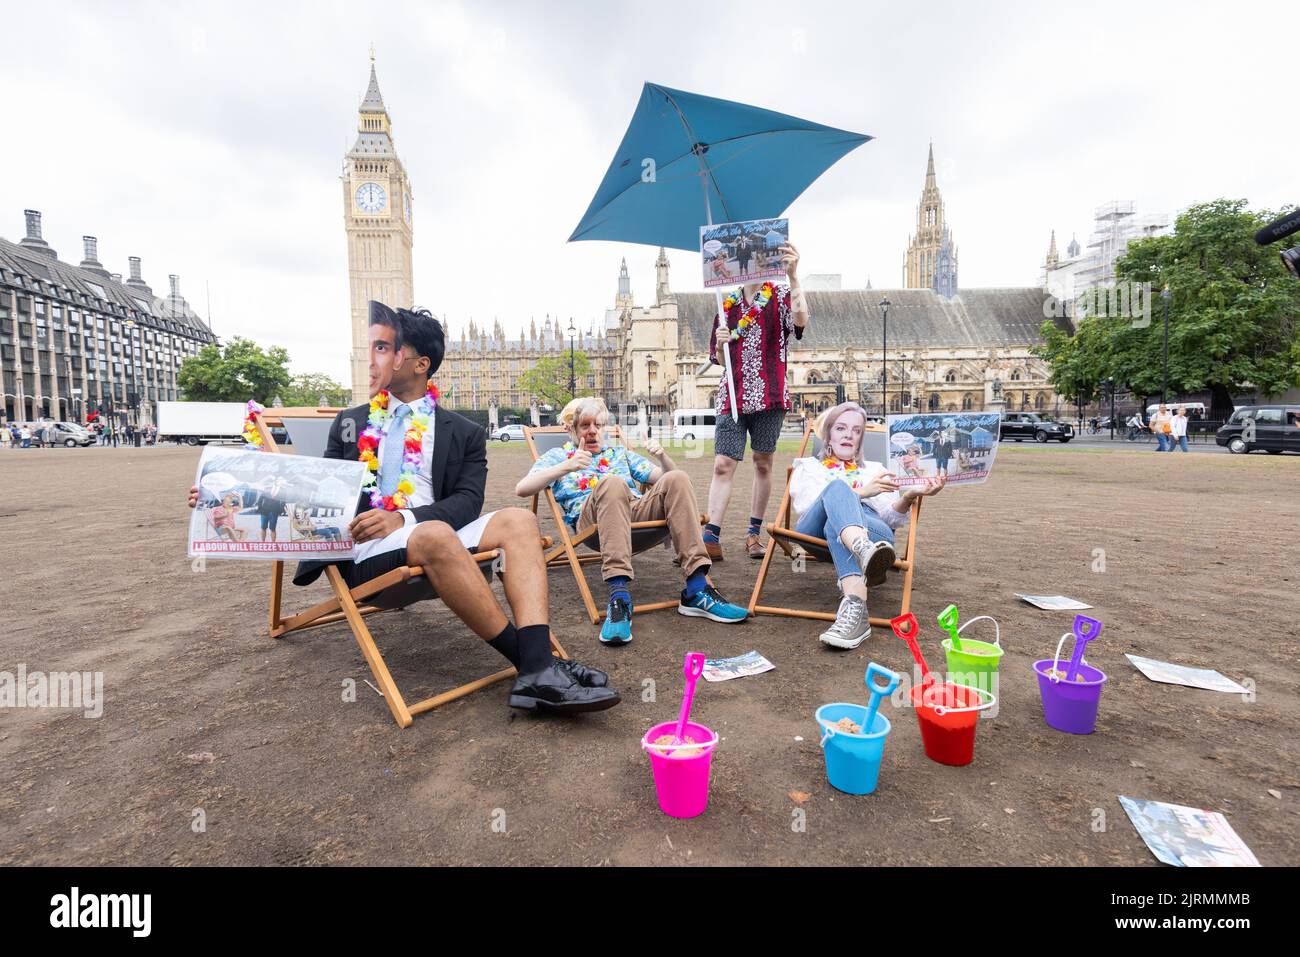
<box><xmin>749</xmin><ymin>451</ymin><xmax>774</xmax><ymax>524</ymax></box>
<box><xmin>476</xmin><ymin>508</ymin><xmax>549</xmax><ymax>628</ymax></box>
<box><xmin>405</xmin><ymin>520</ymin><xmax>509</xmax><ymax>639</ymax></box>
<box><xmin>706</xmin><ymin>454</ymin><xmax>739</xmax><ymax>527</ymax></box>
<box><xmin>839</xmin><ymin>573</ymin><xmax>868</xmax><ymax>601</ymax></box>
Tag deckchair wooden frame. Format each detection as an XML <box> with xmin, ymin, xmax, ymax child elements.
<box><xmin>254</xmin><ymin>408</ymin><xmax>565</xmax><ymax>729</ymax></box>
<box><xmin>524</xmin><ymin>424</ymin><xmax>705</xmax><ymax>625</ymax></box>
<box><xmin>747</xmin><ymin>422</ymin><xmax>922</xmax><ymax>627</ymax></box>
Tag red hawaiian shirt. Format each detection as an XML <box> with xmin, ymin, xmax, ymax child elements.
<box><xmin>708</xmin><ymin>281</ymin><xmax>803</xmax><ymax>416</ymax></box>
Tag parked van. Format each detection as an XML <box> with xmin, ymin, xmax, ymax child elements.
<box><xmin>1146</xmin><ymin>402</ymin><xmax>1206</xmax><ymax>419</ymax></box>
<box><xmin>673</xmin><ymin>409</ymin><xmax>717</xmax><ymax>442</ymax></box>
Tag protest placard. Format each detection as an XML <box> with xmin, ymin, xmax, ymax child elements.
<box><xmin>188</xmin><ymin>446</ymin><xmax>367</xmax><ymax>561</ymax></box>
<box><xmin>700</xmin><ymin>217</ymin><xmax>790</xmax><ymax>289</ymax></box>
<box><xmin>886</xmin><ymin>412</ymin><xmax>1000</xmax><ymax>487</ymax></box>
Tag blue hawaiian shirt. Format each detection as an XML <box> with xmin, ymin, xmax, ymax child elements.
<box><xmin>530</xmin><ymin>444</ymin><xmax>656</xmax><ymax>527</ymax></box>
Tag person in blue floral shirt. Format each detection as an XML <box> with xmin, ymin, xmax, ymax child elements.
<box><xmin>517</xmin><ymin>397</ymin><xmax>747</xmax><ymax>644</ymax></box>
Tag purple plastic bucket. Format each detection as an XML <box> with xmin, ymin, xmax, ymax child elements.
<box><xmin>1033</xmin><ymin>659</ymin><xmax>1108</xmax><ymax>734</ymax></box>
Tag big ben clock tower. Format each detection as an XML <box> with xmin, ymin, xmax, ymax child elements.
<box><xmin>343</xmin><ymin>53</ymin><xmax>414</xmax><ymax>403</ymax></box>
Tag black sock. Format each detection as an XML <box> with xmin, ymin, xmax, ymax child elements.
<box><xmin>516</xmin><ymin>624</ymin><xmax>554</xmax><ymax>673</ymax></box>
<box><xmin>487</xmin><ymin>623</ymin><xmax>520</xmax><ymax>666</ymax></box>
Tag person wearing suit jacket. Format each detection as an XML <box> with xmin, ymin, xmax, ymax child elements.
<box><xmin>188</xmin><ymin>302</ymin><xmax>619</xmax><ymax>715</ymax></box>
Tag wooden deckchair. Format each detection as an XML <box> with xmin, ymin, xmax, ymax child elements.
<box><xmin>254</xmin><ymin>407</ymin><xmax>565</xmax><ymax>729</ymax></box>
<box><xmin>747</xmin><ymin>421</ymin><xmax>922</xmax><ymax>628</ymax></box>
<box><xmin>525</xmin><ymin>425</ymin><xmax>705</xmax><ymax>625</ymax></box>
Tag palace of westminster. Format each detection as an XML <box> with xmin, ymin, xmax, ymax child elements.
<box><xmin>1</xmin><ymin>59</ymin><xmax>1074</xmax><ymax>427</ymax></box>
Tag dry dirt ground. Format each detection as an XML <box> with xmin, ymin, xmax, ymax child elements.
<box><xmin>1</xmin><ymin>440</ymin><xmax>1297</xmax><ymax>866</ymax></box>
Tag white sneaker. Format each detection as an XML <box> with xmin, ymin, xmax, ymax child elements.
<box><xmin>850</xmin><ymin>536</ymin><xmax>896</xmax><ymax>588</ymax></box>
<box><xmin>819</xmin><ymin>595</ymin><xmax>871</xmax><ymax>649</ymax></box>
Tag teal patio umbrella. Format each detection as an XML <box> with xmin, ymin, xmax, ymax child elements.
<box><xmin>569</xmin><ymin>82</ymin><xmax>871</xmax><ymax>418</ymax></box>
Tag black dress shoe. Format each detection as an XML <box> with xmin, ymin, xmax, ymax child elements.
<box><xmin>509</xmin><ymin>662</ymin><xmax>621</xmax><ymax>714</ymax></box>
<box><xmin>555</xmin><ymin>656</ymin><xmax>609</xmax><ymax>688</ymax></box>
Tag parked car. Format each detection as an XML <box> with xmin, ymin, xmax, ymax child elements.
<box><xmin>491</xmin><ymin>424</ymin><xmax>527</xmax><ymax>443</ymax></box>
<box><xmin>999</xmin><ymin>412</ymin><xmax>1074</xmax><ymax>443</ymax></box>
<box><xmin>1216</xmin><ymin>405</ymin><xmax>1300</xmax><ymax>454</ymax></box>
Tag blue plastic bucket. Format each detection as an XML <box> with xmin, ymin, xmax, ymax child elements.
<box><xmin>815</xmin><ymin>702</ymin><xmax>892</xmax><ymax>795</ymax></box>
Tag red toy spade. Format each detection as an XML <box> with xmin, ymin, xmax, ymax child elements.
<box><xmin>891</xmin><ymin>613</ymin><xmax>935</xmax><ymax>686</ymax></box>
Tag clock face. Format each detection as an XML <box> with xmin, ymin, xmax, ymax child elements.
<box><xmin>403</xmin><ymin>192</ymin><xmax>411</xmax><ymax>223</ymax></box>
<box><xmin>355</xmin><ymin>182</ymin><xmax>387</xmax><ymax>214</ymax></box>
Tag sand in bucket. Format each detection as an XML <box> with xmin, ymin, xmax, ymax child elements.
<box><xmin>939</xmin><ymin>610</ymin><xmax>1003</xmax><ymax>700</ymax></box>
<box><xmin>909</xmin><ymin>680</ymin><xmax>996</xmax><ymax>766</ymax></box>
<box><xmin>641</xmin><ymin>720</ymin><xmax>719</xmax><ymax>818</ymax></box>
<box><xmin>816</xmin><ymin>703</ymin><xmax>892</xmax><ymax>795</ymax></box>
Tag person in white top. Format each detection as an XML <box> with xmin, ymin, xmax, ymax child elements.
<box><xmin>789</xmin><ymin>402</ymin><xmax>945</xmax><ymax>649</ymax></box>
<box><xmin>1150</xmin><ymin>404</ymin><xmax>1173</xmax><ymax>451</ymax></box>
<box><xmin>1170</xmin><ymin>407</ymin><xmax>1190</xmax><ymax>452</ymax></box>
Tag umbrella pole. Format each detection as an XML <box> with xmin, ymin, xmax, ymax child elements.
<box><xmin>700</xmin><ymin>181</ymin><xmax>740</xmax><ymax>422</ymax></box>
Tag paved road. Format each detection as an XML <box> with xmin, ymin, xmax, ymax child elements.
<box><xmin>1001</xmin><ymin>433</ymin><xmax>1233</xmax><ymax>454</ymax></box>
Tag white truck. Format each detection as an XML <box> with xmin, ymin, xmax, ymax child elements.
<box><xmin>157</xmin><ymin>401</ymin><xmax>246</xmax><ymax>446</ymax></box>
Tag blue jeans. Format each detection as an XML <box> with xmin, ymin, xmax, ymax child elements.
<box><xmin>1155</xmin><ymin>433</ymin><xmax>1170</xmax><ymax>451</ymax></box>
<box><xmin>794</xmin><ymin>479</ymin><xmax>896</xmax><ymax>580</ymax></box>
<box><xmin>1173</xmin><ymin>435</ymin><xmax>1188</xmax><ymax>452</ymax></box>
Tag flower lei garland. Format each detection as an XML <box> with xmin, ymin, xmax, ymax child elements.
<box><xmin>242</xmin><ymin>400</ymin><xmax>266</xmax><ymax>450</ymax></box>
<box><xmin>723</xmin><ymin>281</ymin><xmax>775</xmax><ymax>340</ymax></box>
<box><xmin>822</xmin><ymin>455</ymin><xmax>866</xmax><ymax>491</ymax></box>
<box><xmin>563</xmin><ymin>441</ymin><xmax>613</xmax><ymax>491</ymax></box>
<box><xmin>358</xmin><ymin>381</ymin><xmax>440</xmax><ymax>511</ymax></box>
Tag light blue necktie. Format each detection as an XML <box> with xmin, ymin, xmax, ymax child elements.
<box><xmin>379</xmin><ymin>402</ymin><xmax>412</xmax><ymax>496</ymax></box>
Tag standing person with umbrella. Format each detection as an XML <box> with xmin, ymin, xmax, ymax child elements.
<box><xmin>703</xmin><ymin>242</ymin><xmax>808</xmax><ymax>559</ymax></box>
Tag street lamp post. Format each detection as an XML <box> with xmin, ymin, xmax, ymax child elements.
<box><xmin>878</xmin><ymin>297</ymin><xmax>890</xmax><ymax>417</ymax></box>
<box><xmin>1160</xmin><ymin>286</ymin><xmax>1170</xmax><ymax>404</ymax></box>
<box><xmin>567</xmin><ymin>317</ymin><xmax>576</xmax><ymax>401</ymax></box>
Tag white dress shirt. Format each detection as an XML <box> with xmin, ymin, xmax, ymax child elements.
<box><xmin>789</xmin><ymin>457</ymin><xmax>911</xmax><ymax>530</ymax></box>
<box><xmin>375</xmin><ymin>396</ymin><xmax>436</xmax><ymax>528</ymax></box>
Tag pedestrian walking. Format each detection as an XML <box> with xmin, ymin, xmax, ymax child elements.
<box><xmin>1170</xmin><ymin>407</ymin><xmax>1190</xmax><ymax>452</ymax></box>
<box><xmin>20</xmin><ymin>424</ymin><xmax>32</xmax><ymax>448</ymax></box>
<box><xmin>1150</xmin><ymin>404</ymin><xmax>1173</xmax><ymax>451</ymax></box>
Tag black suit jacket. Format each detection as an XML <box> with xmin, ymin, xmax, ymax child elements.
<box><xmin>292</xmin><ymin>402</ymin><xmax>488</xmax><ymax>586</ymax></box>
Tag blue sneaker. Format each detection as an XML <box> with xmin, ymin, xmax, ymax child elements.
<box><xmin>600</xmin><ymin>596</ymin><xmax>633</xmax><ymax>644</ymax></box>
<box><xmin>678</xmin><ymin>585</ymin><xmax>748</xmax><ymax>623</ymax></box>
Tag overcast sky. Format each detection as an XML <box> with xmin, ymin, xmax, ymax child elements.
<box><xmin>3</xmin><ymin>0</ymin><xmax>1294</xmax><ymax>383</ymax></box>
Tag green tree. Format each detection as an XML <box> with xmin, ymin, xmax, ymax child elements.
<box><xmin>281</xmin><ymin>373</ymin><xmax>350</xmax><ymax>408</ymax></box>
<box><xmin>516</xmin><ymin>351</ymin><xmax>594</xmax><ymax>408</ymax></box>
<box><xmin>177</xmin><ymin>337</ymin><xmax>291</xmax><ymax>403</ymax></box>
<box><xmin>1035</xmin><ymin>199</ymin><xmax>1300</xmax><ymax>419</ymax></box>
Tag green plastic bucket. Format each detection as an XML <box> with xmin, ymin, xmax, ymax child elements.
<box><xmin>941</xmin><ymin>615</ymin><xmax>1002</xmax><ymax>698</ymax></box>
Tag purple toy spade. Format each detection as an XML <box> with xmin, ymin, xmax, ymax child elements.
<box><xmin>673</xmin><ymin>653</ymin><xmax>707</xmax><ymax>745</ymax></box>
<box><xmin>1064</xmin><ymin>614</ymin><xmax>1103</xmax><ymax>680</ymax></box>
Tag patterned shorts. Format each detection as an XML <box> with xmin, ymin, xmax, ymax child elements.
<box><xmin>714</xmin><ymin>408</ymin><xmax>786</xmax><ymax>461</ymax></box>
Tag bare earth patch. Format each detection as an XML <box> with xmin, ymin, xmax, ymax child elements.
<box><xmin>0</xmin><ymin>442</ymin><xmax>1296</xmax><ymax>866</ymax></box>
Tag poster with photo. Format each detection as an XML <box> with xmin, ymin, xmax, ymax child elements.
<box><xmin>1118</xmin><ymin>796</ymin><xmax>1260</xmax><ymax>867</ymax></box>
<box><xmin>886</xmin><ymin>412</ymin><xmax>1001</xmax><ymax>487</ymax></box>
<box><xmin>700</xmin><ymin>218</ymin><xmax>790</xmax><ymax>290</ymax></box>
<box><xmin>188</xmin><ymin>446</ymin><xmax>367</xmax><ymax>561</ymax></box>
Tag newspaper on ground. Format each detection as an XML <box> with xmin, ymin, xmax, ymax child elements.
<box><xmin>700</xmin><ymin>218</ymin><xmax>790</xmax><ymax>290</ymax></box>
<box><xmin>188</xmin><ymin>445</ymin><xmax>366</xmax><ymax>562</ymax></box>
<box><xmin>1125</xmin><ymin>654</ymin><xmax>1249</xmax><ymax>694</ymax></box>
<box><xmin>702</xmin><ymin>650</ymin><xmax>775</xmax><ymax>683</ymax></box>
<box><xmin>886</xmin><ymin>413</ymin><xmax>1000</xmax><ymax>487</ymax></box>
<box><xmin>1015</xmin><ymin>594</ymin><xmax>1093</xmax><ymax>610</ymax></box>
<box><xmin>1118</xmin><ymin>796</ymin><xmax>1260</xmax><ymax>867</ymax></box>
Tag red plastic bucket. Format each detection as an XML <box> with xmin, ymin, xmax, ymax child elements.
<box><xmin>909</xmin><ymin>680</ymin><xmax>996</xmax><ymax>766</ymax></box>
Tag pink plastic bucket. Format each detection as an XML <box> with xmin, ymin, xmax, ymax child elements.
<box><xmin>640</xmin><ymin>720</ymin><xmax>719</xmax><ymax>819</ymax></box>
